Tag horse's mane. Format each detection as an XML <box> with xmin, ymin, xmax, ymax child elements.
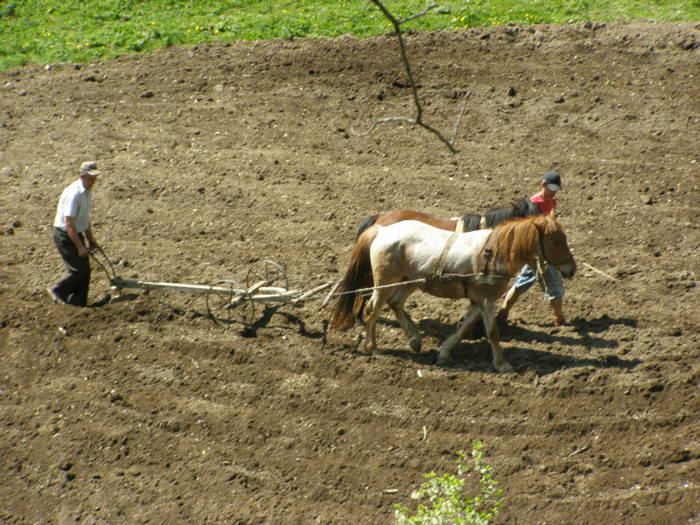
<box><xmin>460</xmin><ymin>213</ymin><xmax>481</xmax><ymax>231</ymax></box>
<box><xmin>481</xmin><ymin>199</ymin><xmax>540</xmax><ymax>228</ymax></box>
<box><xmin>519</xmin><ymin>199</ymin><xmax>542</xmax><ymax>219</ymax></box>
<box><xmin>489</xmin><ymin>214</ymin><xmax>558</xmax><ymax>274</ymax></box>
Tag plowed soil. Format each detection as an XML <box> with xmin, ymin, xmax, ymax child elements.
<box><xmin>1</xmin><ymin>21</ymin><xmax>699</xmax><ymax>524</ymax></box>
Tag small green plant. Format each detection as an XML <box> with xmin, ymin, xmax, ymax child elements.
<box><xmin>394</xmin><ymin>441</ymin><xmax>503</xmax><ymax>525</ymax></box>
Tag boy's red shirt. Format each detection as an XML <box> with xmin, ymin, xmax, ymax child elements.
<box><xmin>530</xmin><ymin>192</ymin><xmax>556</xmax><ymax>215</ymax></box>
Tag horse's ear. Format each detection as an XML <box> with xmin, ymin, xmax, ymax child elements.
<box><xmin>550</xmin><ymin>209</ymin><xmax>557</xmax><ymax>220</ymax></box>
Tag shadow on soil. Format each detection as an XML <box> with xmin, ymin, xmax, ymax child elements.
<box><xmin>394</xmin><ymin>314</ymin><xmax>643</xmax><ymax>374</ymax></box>
<box><xmin>239</xmin><ymin>306</ymin><xmax>328</xmax><ymax>342</ymax></box>
<box><xmin>378</xmin><ymin>343</ymin><xmax>640</xmax><ymax>375</ymax></box>
<box><xmin>106</xmin><ymin>296</ymin><xmax>328</xmax><ymax>343</ymax></box>
<box><xmin>419</xmin><ymin>312</ymin><xmax>636</xmax><ymax>338</ymax></box>
<box><xmin>113</xmin><ymin>297</ymin><xmax>640</xmax><ymax>375</ymax></box>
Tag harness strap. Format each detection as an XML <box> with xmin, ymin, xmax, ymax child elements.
<box><xmin>536</xmin><ymin>257</ymin><xmax>550</xmax><ymax>294</ymax></box>
<box><xmin>437</xmin><ymin>273</ymin><xmax>508</xmax><ymax>286</ymax></box>
<box><xmin>435</xmin><ymin>232</ymin><xmax>459</xmax><ymax>277</ymax></box>
<box><xmin>432</xmin><ymin>231</ymin><xmax>507</xmax><ymax>290</ymax></box>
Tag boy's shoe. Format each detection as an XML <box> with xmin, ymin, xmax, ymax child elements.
<box><xmin>46</xmin><ymin>287</ymin><xmax>67</xmax><ymax>305</ymax></box>
<box><xmin>554</xmin><ymin>316</ymin><xmax>568</xmax><ymax>326</ymax></box>
<box><xmin>496</xmin><ymin>310</ymin><xmax>509</xmax><ymax>321</ymax></box>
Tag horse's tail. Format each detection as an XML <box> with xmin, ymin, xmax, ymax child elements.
<box><xmin>355</xmin><ymin>213</ymin><xmax>380</xmax><ymax>240</ymax></box>
<box><xmin>331</xmin><ymin>225</ymin><xmax>379</xmax><ymax>330</ymax></box>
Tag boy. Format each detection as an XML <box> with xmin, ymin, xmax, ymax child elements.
<box><xmin>497</xmin><ymin>171</ymin><xmax>568</xmax><ymax>326</ymax></box>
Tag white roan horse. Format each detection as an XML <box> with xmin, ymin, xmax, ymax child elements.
<box><xmin>331</xmin><ymin>212</ymin><xmax>576</xmax><ymax>373</ymax></box>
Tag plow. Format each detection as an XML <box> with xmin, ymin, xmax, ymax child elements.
<box><xmin>90</xmin><ymin>247</ymin><xmax>336</xmax><ymax>326</ymax></box>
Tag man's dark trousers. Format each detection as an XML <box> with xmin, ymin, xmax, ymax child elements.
<box><xmin>51</xmin><ymin>227</ymin><xmax>91</xmax><ymax>307</ymax></box>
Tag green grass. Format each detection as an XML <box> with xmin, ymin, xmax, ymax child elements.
<box><xmin>2</xmin><ymin>0</ymin><xmax>699</xmax><ymax>71</ymax></box>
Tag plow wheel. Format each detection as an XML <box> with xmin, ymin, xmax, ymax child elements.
<box><xmin>246</xmin><ymin>259</ymin><xmax>288</xmax><ymax>290</ymax></box>
<box><xmin>206</xmin><ymin>279</ymin><xmax>255</xmax><ymax>326</ymax></box>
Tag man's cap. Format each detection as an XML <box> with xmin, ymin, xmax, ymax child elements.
<box><xmin>542</xmin><ymin>170</ymin><xmax>562</xmax><ymax>191</ymax></box>
<box><xmin>80</xmin><ymin>161</ymin><xmax>100</xmax><ymax>176</ymax></box>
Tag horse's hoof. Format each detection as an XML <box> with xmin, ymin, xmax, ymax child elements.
<box><xmin>409</xmin><ymin>338</ymin><xmax>421</xmax><ymax>353</ymax></box>
<box><xmin>495</xmin><ymin>361</ymin><xmax>515</xmax><ymax>374</ymax></box>
<box><xmin>354</xmin><ymin>333</ymin><xmax>364</xmax><ymax>348</ymax></box>
<box><xmin>436</xmin><ymin>354</ymin><xmax>453</xmax><ymax>367</ymax></box>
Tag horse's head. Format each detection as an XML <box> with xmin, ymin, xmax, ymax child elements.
<box><xmin>535</xmin><ymin>210</ymin><xmax>576</xmax><ymax>278</ymax></box>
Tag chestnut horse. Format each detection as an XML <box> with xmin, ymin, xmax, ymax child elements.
<box><xmin>331</xmin><ymin>212</ymin><xmax>576</xmax><ymax>373</ymax></box>
<box><xmin>355</xmin><ymin>199</ymin><xmax>540</xmax><ymax>240</ymax></box>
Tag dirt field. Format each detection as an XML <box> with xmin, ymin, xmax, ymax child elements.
<box><xmin>1</xmin><ymin>20</ymin><xmax>699</xmax><ymax>524</ymax></box>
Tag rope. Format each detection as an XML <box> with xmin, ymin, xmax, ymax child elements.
<box><xmin>331</xmin><ymin>278</ymin><xmax>429</xmax><ymax>297</ymax></box>
<box><xmin>326</xmin><ymin>271</ymin><xmax>508</xmax><ymax>299</ymax></box>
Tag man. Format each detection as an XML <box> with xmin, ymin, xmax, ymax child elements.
<box><xmin>47</xmin><ymin>161</ymin><xmax>103</xmax><ymax>307</ymax></box>
<box><xmin>497</xmin><ymin>170</ymin><xmax>569</xmax><ymax>326</ymax></box>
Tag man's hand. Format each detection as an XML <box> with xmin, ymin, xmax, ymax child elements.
<box><xmin>63</xmin><ymin>216</ymin><xmax>90</xmax><ymax>257</ymax></box>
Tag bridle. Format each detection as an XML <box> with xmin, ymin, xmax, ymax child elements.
<box><xmin>537</xmin><ymin>227</ymin><xmax>574</xmax><ymax>267</ymax></box>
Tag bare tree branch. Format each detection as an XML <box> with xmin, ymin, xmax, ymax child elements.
<box><xmin>351</xmin><ymin>0</ymin><xmax>467</xmax><ymax>154</ymax></box>
<box><xmin>398</xmin><ymin>4</ymin><xmax>438</xmax><ymax>25</ymax></box>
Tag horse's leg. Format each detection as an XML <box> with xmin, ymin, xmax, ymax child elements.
<box><xmin>437</xmin><ymin>303</ymin><xmax>481</xmax><ymax>365</ymax></box>
<box><xmin>353</xmin><ymin>294</ymin><xmax>366</xmax><ymax>327</ymax></box>
<box><xmin>363</xmin><ymin>287</ymin><xmax>393</xmax><ymax>355</ymax></box>
<box><xmin>387</xmin><ymin>285</ymin><xmax>421</xmax><ymax>353</ymax></box>
<box><xmin>480</xmin><ymin>299</ymin><xmax>515</xmax><ymax>373</ymax></box>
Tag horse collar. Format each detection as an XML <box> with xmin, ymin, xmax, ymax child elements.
<box><xmin>482</xmin><ymin>247</ymin><xmax>493</xmax><ymax>276</ymax></box>
<box><xmin>478</xmin><ymin>232</ymin><xmax>496</xmax><ymax>278</ymax></box>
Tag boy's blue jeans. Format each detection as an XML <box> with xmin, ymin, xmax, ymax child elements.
<box><xmin>513</xmin><ymin>261</ymin><xmax>564</xmax><ymax>300</ymax></box>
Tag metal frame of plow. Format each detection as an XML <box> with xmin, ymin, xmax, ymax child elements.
<box><xmin>106</xmin><ymin>261</ymin><xmax>291</xmax><ymax>327</ymax></box>
<box><xmin>206</xmin><ymin>260</ymin><xmax>291</xmax><ymax>327</ymax></box>
<box><xmin>93</xmin><ymin>251</ymin><xmax>333</xmax><ymax>327</ymax></box>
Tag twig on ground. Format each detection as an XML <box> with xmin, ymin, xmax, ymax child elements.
<box><xmin>582</xmin><ymin>261</ymin><xmax>618</xmax><ymax>282</ymax></box>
